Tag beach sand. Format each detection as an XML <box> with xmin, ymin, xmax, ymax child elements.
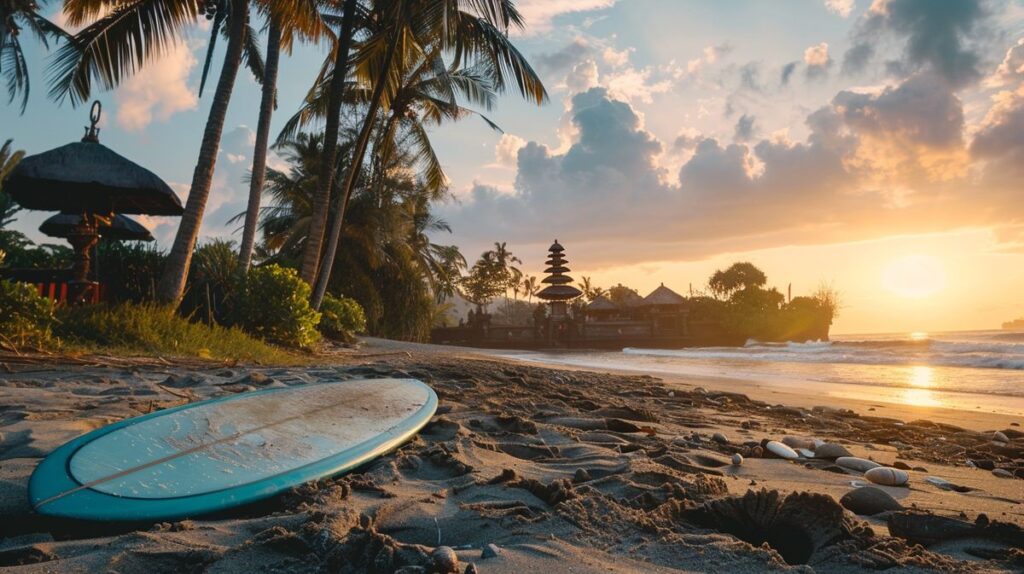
<box><xmin>1</xmin><ymin>340</ymin><xmax>1022</xmax><ymax>573</ymax></box>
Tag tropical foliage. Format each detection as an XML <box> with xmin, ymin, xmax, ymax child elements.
<box><xmin>233</xmin><ymin>264</ymin><xmax>321</xmax><ymax>349</ymax></box>
<box><xmin>319</xmin><ymin>293</ymin><xmax>365</xmax><ymax>341</ymax></box>
<box><xmin>0</xmin><ymin>278</ymin><xmax>54</xmax><ymax>347</ymax></box>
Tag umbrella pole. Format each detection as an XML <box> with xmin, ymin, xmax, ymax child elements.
<box><xmin>66</xmin><ymin>213</ymin><xmax>100</xmax><ymax>304</ymax></box>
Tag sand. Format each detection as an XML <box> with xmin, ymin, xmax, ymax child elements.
<box><xmin>1</xmin><ymin>340</ymin><xmax>1022</xmax><ymax>573</ymax></box>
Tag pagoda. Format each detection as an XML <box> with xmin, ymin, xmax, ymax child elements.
<box><xmin>537</xmin><ymin>240</ymin><xmax>582</xmax><ymax>322</ymax></box>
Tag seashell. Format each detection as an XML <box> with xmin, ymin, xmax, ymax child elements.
<box><xmin>782</xmin><ymin>436</ymin><xmax>815</xmax><ymax>450</ymax></box>
<box><xmin>712</xmin><ymin>432</ymin><xmax>730</xmax><ymax>444</ymax></box>
<box><xmin>993</xmin><ymin>431</ymin><xmax>1009</xmax><ymax>443</ymax></box>
<box><xmin>731</xmin><ymin>453</ymin><xmax>744</xmax><ymax>466</ymax></box>
<box><xmin>836</xmin><ymin>457</ymin><xmax>881</xmax><ymax>473</ymax></box>
<box><xmin>766</xmin><ymin>441</ymin><xmax>800</xmax><ymax>460</ymax></box>
<box><xmin>864</xmin><ymin>467</ymin><xmax>909</xmax><ymax>486</ymax></box>
<box><xmin>687</xmin><ymin>489</ymin><xmax>863</xmax><ymax>565</ymax></box>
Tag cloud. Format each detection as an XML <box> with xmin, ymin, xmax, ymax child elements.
<box><xmin>536</xmin><ymin>37</ymin><xmax>678</xmax><ymax>105</ymax></box>
<box><xmin>515</xmin><ymin>0</ymin><xmax>618</xmax><ymax>34</ymax></box>
<box><xmin>494</xmin><ymin>133</ymin><xmax>527</xmax><ymax>166</ymax></box>
<box><xmin>804</xmin><ymin>42</ymin><xmax>833</xmax><ymax>78</ymax></box>
<box><xmin>986</xmin><ymin>38</ymin><xmax>1024</xmax><ymax>87</ymax></box>
<box><xmin>733</xmin><ymin>114</ymin><xmax>757</xmax><ymax>142</ymax></box>
<box><xmin>842</xmin><ymin>0</ymin><xmax>992</xmax><ymax>87</ymax></box>
<box><xmin>442</xmin><ymin>71</ymin><xmax>1024</xmax><ymax>267</ymax></box>
<box><xmin>825</xmin><ymin>0</ymin><xmax>856</xmax><ymax>17</ymax></box>
<box><xmin>114</xmin><ymin>41</ymin><xmax>198</xmax><ymax>131</ymax></box>
<box><xmin>780</xmin><ymin>61</ymin><xmax>799</xmax><ymax>85</ymax></box>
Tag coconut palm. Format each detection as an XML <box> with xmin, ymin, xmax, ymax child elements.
<box><xmin>0</xmin><ymin>138</ymin><xmax>25</xmax><ymax>227</ymax></box>
<box><xmin>521</xmin><ymin>275</ymin><xmax>538</xmax><ymax>303</ymax></box>
<box><xmin>306</xmin><ymin>0</ymin><xmax>547</xmax><ymax>307</ymax></box>
<box><xmin>0</xmin><ymin>0</ymin><xmax>69</xmax><ymax>112</ymax></box>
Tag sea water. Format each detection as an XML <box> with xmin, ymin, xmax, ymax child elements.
<box><xmin>493</xmin><ymin>330</ymin><xmax>1024</xmax><ymax>417</ymax></box>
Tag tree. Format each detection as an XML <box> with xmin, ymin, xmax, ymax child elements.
<box><xmin>607</xmin><ymin>283</ymin><xmax>640</xmax><ymax>307</ymax></box>
<box><xmin>309</xmin><ymin>0</ymin><xmax>548</xmax><ymax>307</ymax></box>
<box><xmin>709</xmin><ymin>262</ymin><xmax>767</xmax><ymax>299</ymax></box>
<box><xmin>521</xmin><ymin>275</ymin><xmax>538</xmax><ymax>303</ymax></box>
<box><xmin>0</xmin><ymin>0</ymin><xmax>69</xmax><ymax>112</ymax></box>
<box><xmin>459</xmin><ymin>254</ymin><xmax>505</xmax><ymax>312</ymax></box>
<box><xmin>0</xmin><ymin>139</ymin><xmax>25</xmax><ymax>228</ymax></box>
<box><xmin>578</xmin><ymin>276</ymin><xmax>604</xmax><ymax>302</ymax></box>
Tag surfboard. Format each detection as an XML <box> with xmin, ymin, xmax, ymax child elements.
<box><xmin>28</xmin><ymin>378</ymin><xmax>437</xmax><ymax>521</ymax></box>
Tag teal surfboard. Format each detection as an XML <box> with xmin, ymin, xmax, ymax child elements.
<box><xmin>29</xmin><ymin>378</ymin><xmax>437</xmax><ymax>521</ymax></box>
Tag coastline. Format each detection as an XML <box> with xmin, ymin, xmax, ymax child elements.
<box><xmin>1</xmin><ymin>341</ymin><xmax>1022</xmax><ymax>572</ymax></box>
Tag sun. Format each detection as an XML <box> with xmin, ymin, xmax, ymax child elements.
<box><xmin>882</xmin><ymin>255</ymin><xmax>947</xmax><ymax>299</ymax></box>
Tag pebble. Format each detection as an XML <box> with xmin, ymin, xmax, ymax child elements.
<box><xmin>836</xmin><ymin>457</ymin><xmax>881</xmax><ymax>473</ymax></box>
<box><xmin>712</xmin><ymin>432</ymin><xmax>730</xmax><ymax>444</ymax></box>
<box><xmin>840</xmin><ymin>486</ymin><xmax>903</xmax><ymax>516</ymax></box>
<box><xmin>814</xmin><ymin>443</ymin><xmax>853</xmax><ymax>459</ymax></box>
<box><xmin>750</xmin><ymin>446</ymin><xmax>764</xmax><ymax>458</ymax></box>
<box><xmin>892</xmin><ymin>461</ymin><xmax>912</xmax><ymax>470</ymax></box>
<box><xmin>765</xmin><ymin>441</ymin><xmax>799</xmax><ymax>460</ymax></box>
<box><xmin>465</xmin><ymin>565</ymin><xmax>479</xmax><ymax>574</ymax></box>
<box><xmin>668</xmin><ymin>391</ymin><xmax>675</xmax><ymax>397</ymax></box>
<box><xmin>993</xmin><ymin>431</ymin><xmax>1009</xmax><ymax>443</ymax></box>
<box><xmin>970</xmin><ymin>459</ymin><xmax>995</xmax><ymax>471</ymax></box>
<box><xmin>865</xmin><ymin>466</ymin><xmax>909</xmax><ymax>486</ymax></box>
<box><xmin>992</xmin><ymin>468</ymin><xmax>1014</xmax><ymax>479</ymax></box>
<box><xmin>481</xmin><ymin>543</ymin><xmax>501</xmax><ymax>559</ymax></box>
<box><xmin>731</xmin><ymin>453</ymin><xmax>744</xmax><ymax>466</ymax></box>
<box><xmin>432</xmin><ymin>546</ymin><xmax>459</xmax><ymax>573</ymax></box>
<box><xmin>782</xmin><ymin>436</ymin><xmax>815</xmax><ymax>450</ymax></box>
<box><xmin>796</xmin><ymin>448</ymin><xmax>815</xmax><ymax>458</ymax></box>
<box><xmin>573</xmin><ymin>468</ymin><xmax>592</xmax><ymax>483</ymax></box>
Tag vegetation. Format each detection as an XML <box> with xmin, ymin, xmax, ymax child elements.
<box><xmin>0</xmin><ymin>279</ymin><xmax>54</xmax><ymax>347</ymax></box>
<box><xmin>460</xmin><ymin>244</ymin><xmax>522</xmax><ymax>312</ymax></box>
<box><xmin>55</xmin><ymin>303</ymin><xmax>297</xmax><ymax>363</ymax></box>
<box><xmin>319</xmin><ymin>293</ymin><xmax>366</xmax><ymax>341</ymax></box>
<box><xmin>0</xmin><ymin>1</ymin><xmax>69</xmax><ymax>112</ymax></box>
<box><xmin>233</xmin><ymin>265</ymin><xmax>321</xmax><ymax>349</ymax></box>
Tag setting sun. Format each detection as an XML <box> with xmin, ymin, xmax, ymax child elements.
<box><xmin>882</xmin><ymin>255</ymin><xmax>947</xmax><ymax>299</ymax></box>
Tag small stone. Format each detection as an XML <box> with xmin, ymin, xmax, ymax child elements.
<box><xmin>865</xmin><ymin>467</ymin><xmax>909</xmax><ymax>486</ymax></box>
<box><xmin>481</xmin><ymin>543</ymin><xmax>501</xmax><ymax>559</ymax></box>
<box><xmin>912</xmin><ymin>466</ymin><xmax>928</xmax><ymax>472</ymax></box>
<box><xmin>993</xmin><ymin>431</ymin><xmax>1009</xmax><ymax>443</ymax></box>
<box><xmin>573</xmin><ymin>468</ymin><xmax>592</xmax><ymax>483</ymax></box>
<box><xmin>836</xmin><ymin>457</ymin><xmax>881</xmax><ymax>473</ymax></box>
<box><xmin>731</xmin><ymin>453</ymin><xmax>743</xmax><ymax>466</ymax></box>
<box><xmin>765</xmin><ymin>440</ymin><xmax>799</xmax><ymax>460</ymax></box>
<box><xmin>814</xmin><ymin>443</ymin><xmax>853</xmax><ymax>459</ymax></box>
<box><xmin>782</xmin><ymin>436</ymin><xmax>815</xmax><ymax>450</ymax></box>
<box><xmin>432</xmin><ymin>546</ymin><xmax>459</xmax><ymax>573</ymax></box>
<box><xmin>751</xmin><ymin>446</ymin><xmax>764</xmax><ymax>458</ymax></box>
<box><xmin>668</xmin><ymin>391</ymin><xmax>675</xmax><ymax>397</ymax></box>
<box><xmin>712</xmin><ymin>432</ymin><xmax>730</xmax><ymax>444</ymax></box>
<box><xmin>892</xmin><ymin>461</ymin><xmax>912</xmax><ymax>470</ymax></box>
<box><xmin>992</xmin><ymin>468</ymin><xmax>1014</xmax><ymax>479</ymax></box>
<box><xmin>840</xmin><ymin>486</ymin><xmax>903</xmax><ymax>516</ymax></box>
<box><xmin>465</xmin><ymin>565</ymin><xmax>479</xmax><ymax>574</ymax></box>
<box><xmin>695</xmin><ymin>387</ymin><xmax>707</xmax><ymax>394</ymax></box>
<box><xmin>796</xmin><ymin>448</ymin><xmax>815</xmax><ymax>458</ymax></box>
<box><xmin>970</xmin><ymin>459</ymin><xmax>995</xmax><ymax>471</ymax></box>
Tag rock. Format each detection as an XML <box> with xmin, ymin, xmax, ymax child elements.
<box><xmin>970</xmin><ymin>459</ymin><xmax>995</xmax><ymax>471</ymax></box>
<box><xmin>836</xmin><ymin>457</ymin><xmax>881</xmax><ymax>473</ymax></box>
<box><xmin>668</xmin><ymin>391</ymin><xmax>675</xmax><ymax>397</ymax></box>
<box><xmin>865</xmin><ymin>467</ymin><xmax>909</xmax><ymax>487</ymax></box>
<box><xmin>795</xmin><ymin>448</ymin><xmax>815</xmax><ymax>458</ymax></box>
<box><xmin>711</xmin><ymin>432</ymin><xmax>730</xmax><ymax>444</ymax></box>
<box><xmin>481</xmin><ymin>543</ymin><xmax>501</xmax><ymax>559</ymax></box>
<box><xmin>993</xmin><ymin>431</ymin><xmax>1009</xmax><ymax>443</ymax></box>
<box><xmin>465</xmin><ymin>565</ymin><xmax>479</xmax><ymax>574</ymax></box>
<box><xmin>750</xmin><ymin>446</ymin><xmax>764</xmax><ymax>458</ymax></box>
<box><xmin>814</xmin><ymin>443</ymin><xmax>853</xmax><ymax>459</ymax></box>
<box><xmin>887</xmin><ymin>512</ymin><xmax>976</xmax><ymax>546</ymax></box>
<box><xmin>892</xmin><ymin>460</ymin><xmax>912</xmax><ymax>470</ymax></box>
<box><xmin>840</xmin><ymin>486</ymin><xmax>904</xmax><ymax>516</ymax></box>
<box><xmin>992</xmin><ymin>469</ymin><xmax>1014</xmax><ymax>479</ymax></box>
<box><xmin>579</xmin><ymin>432</ymin><xmax>628</xmax><ymax>445</ymax></box>
<box><xmin>432</xmin><ymin>546</ymin><xmax>459</xmax><ymax>573</ymax></box>
<box><xmin>731</xmin><ymin>453</ymin><xmax>744</xmax><ymax>466</ymax></box>
<box><xmin>573</xmin><ymin>468</ymin><xmax>592</xmax><ymax>483</ymax></box>
<box><xmin>765</xmin><ymin>440</ymin><xmax>799</xmax><ymax>460</ymax></box>
<box><xmin>782</xmin><ymin>436</ymin><xmax>815</xmax><ymax>450</ymax></box>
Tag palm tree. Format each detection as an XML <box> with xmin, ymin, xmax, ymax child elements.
<box><xmin>521</xmin><ymin>275</ymin><xmax>538</xmax><ymax>303</ymax></box>
<box><xmin>1</xmin><ymin>0</ymin><xmax>68</xmax><ymax>112</ymax></box>
<box><xmin>308</xmin><ymin>0</ymin><xmax>548</xmax><ymax>308</ymax></box>
<box><xmin>0</xmin><ymin>138</ymin><xmax>25</xmax><ymax>227</ymax></box>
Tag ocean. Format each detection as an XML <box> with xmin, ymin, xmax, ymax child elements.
<box><xmin>493</xmin><ymin>330</ymin><xmax>1024</xmax><ymax>417</ymax></box>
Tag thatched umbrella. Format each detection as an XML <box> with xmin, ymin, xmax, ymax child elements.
<box><xmin>4</xmin><ymin>102</ymin><xmax>182</xmax><ymax>303</ymax></box>
<box><xmin>40</xmin><ymin>213</ymin><xmax>155</xmax><ymax>242</ymax></box>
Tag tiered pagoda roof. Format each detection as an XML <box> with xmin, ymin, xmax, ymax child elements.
<box><xmin>537</xmin><ymin>240</ymin><xmax>583</xmax><ymax>302</ymax></box>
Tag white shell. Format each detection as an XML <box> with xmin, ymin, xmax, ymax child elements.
<box><xmin>796</xmin><ymin>448</ymin><xmax>815</xmax><ymax>458</ymax></box>
<box><xmin>865</xmin><ymin>467</ymin><xmax>909</xmax><ymax>486</ymax></box>
<box><xmin>766</xmin><ymin>440</ymin><xmax>800</xmax><ymax>460</ymax></box>
<box><xmin>993</xmin><ymin>431</ymin><xmax>1009</xmax><ymax>443</ymax></box>
<box><xmin>836</xmin><ymin>457</ymin><xmax>881</xmax><ymax>472</ymax></box>
<box><xmin>731</xmin><ymin>453</ymin><xmax>743</xmax><ymax>466</ymax></box>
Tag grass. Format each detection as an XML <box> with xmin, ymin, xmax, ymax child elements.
<box><xmin>54</xmin><ymin>303</ymin><xmax>305</xmax><ymax>365</ymax></box>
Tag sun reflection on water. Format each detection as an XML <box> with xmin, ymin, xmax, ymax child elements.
<box><xmin>902</xmin><ymin>365</ymin><xmax>941</xmax><ymax>407</ymax></box>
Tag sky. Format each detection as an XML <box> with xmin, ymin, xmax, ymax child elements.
<box><xmin>3</xmin><ymin>0</ymin><xmax>1024</xmax><ymax>335</ymax></box>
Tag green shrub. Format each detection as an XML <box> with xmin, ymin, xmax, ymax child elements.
<box><xmin>55</xmin><ymin>303</ymin><xmax>296</xmax><ymax>363</ymax></box>
<box><xmin>234</xmin><ymin>265</ymin><xmax>321</xmax><ymax>349</ymax></box>
<box><xmin>95</xmin><ymin>241</ymin><xmax>165</xmax><ymax>303</ymax></box>
<box><xmin>319</xmin><ymin>294</ymin><xmax>366</xmax><ymax>341</ymax></box>
<box><xmin>181</xmin><ymin>239</ymin><xmax>242</xmax><ymax>324</ymax></box>
<box><xmin>0</xmin><ymin>279</ymin><xmax>54</xmax><ymax>347</ymax></box>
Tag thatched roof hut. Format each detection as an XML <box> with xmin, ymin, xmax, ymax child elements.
<box><xmin>587</xmin><ymin>295</ymin><xmax>617</xmax><ymax>311</ymax></box>
<box><xmin>642</xmin><ymin>283</ymin><xmax>687</xmax><ymax>306</ymax></box>
<box><xmin>41</xmin><ymin>213</ymin><xmax>154</xmax><ymax>241</ymax></box>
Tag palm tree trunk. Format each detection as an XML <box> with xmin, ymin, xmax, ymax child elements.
<box><xmin>310</xmin><ymin>22</ymin><xmax>402</xmax><ymax>309</ymax></box>
<box><xmin>156</xmin><ymin>0</ymin><xmax>249</xmax><ymax>305</ymax></box>
<box><xmin>298</xmin><ymin>0</ymin><xmax>358</xmax><ymax>286</ymax></box>
<box><xmin>238</xmin><ymin>17</ymin><xmax>282</xmax><ymax>271</ymax></box>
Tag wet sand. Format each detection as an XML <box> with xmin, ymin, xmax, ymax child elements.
<box><xmin>1</xmin><ymin>340</ymin><xmax>1022</xmax><ymax>572</ymax></box>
